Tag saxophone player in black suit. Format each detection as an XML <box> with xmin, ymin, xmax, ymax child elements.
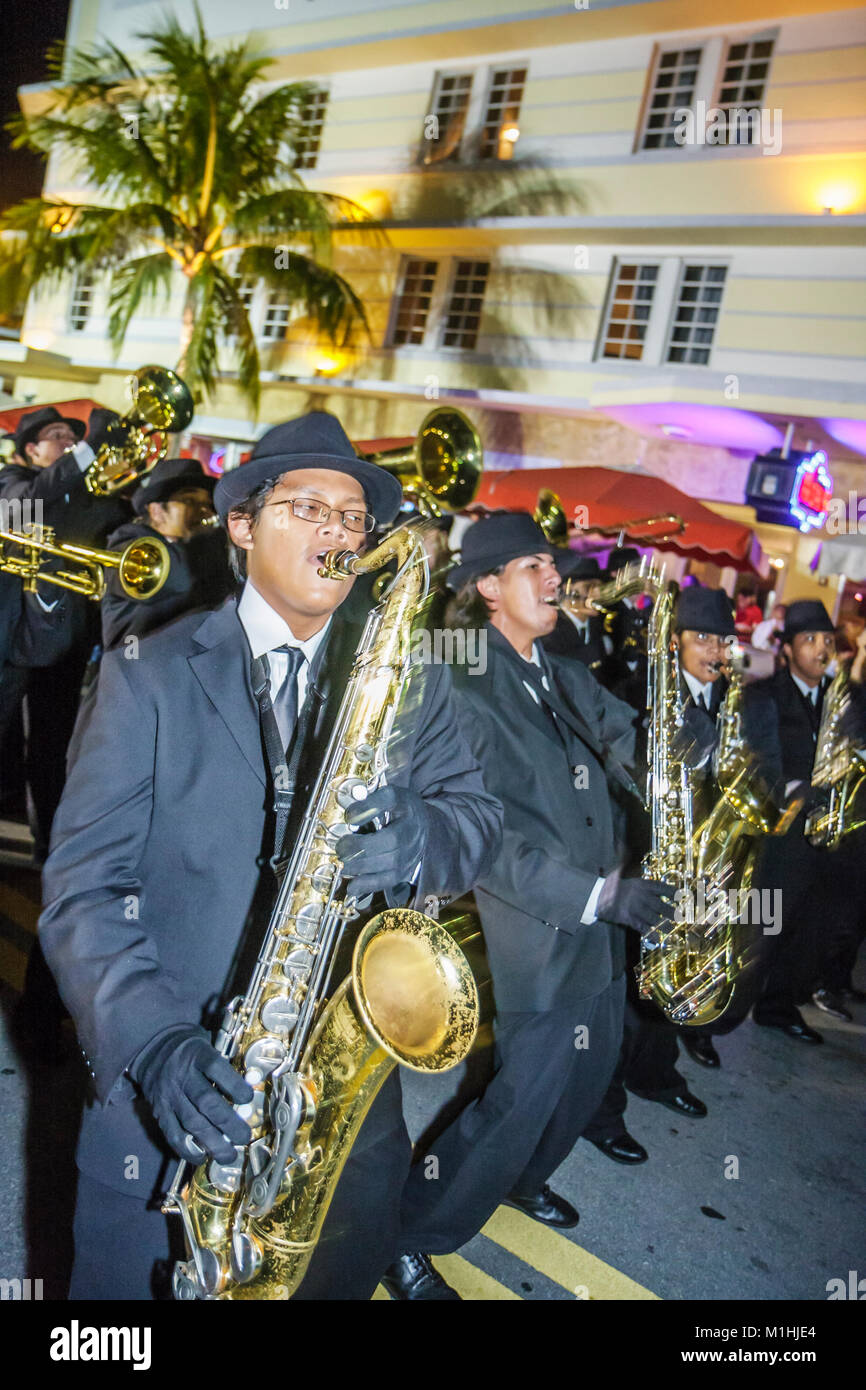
<box><xmin>383</xmin><ymin>512</ymin><xmax>676</xmax><ymax>1299</ymax></box>
<box><xmin>582</xmin><ymin>586</ymin><xmax>731</xmax><ymax>1159</ymax></box>
<box><xmin>39</xmin><ymin>412</ymin><xmax>502</xmax><ymax>1300</ymax></box>
<box><xmin>743</xmin><ymin>600</ymin><xmax>866</xmax><ymax>1042</ymax></box>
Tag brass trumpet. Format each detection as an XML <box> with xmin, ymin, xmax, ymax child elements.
<box><xmin>363</xmin><ymin>406</ymin><xmax>482</xmax><ymax>517</ymax></box>
<box><xmin>84</xmin><ymin>364</ymin><xmax>194</xmax><ymax>496</ymax></box>
<box><xmin>0</xmin><ymin>524</ymin><xmax>170</xmax><ymax>602</ymax></box>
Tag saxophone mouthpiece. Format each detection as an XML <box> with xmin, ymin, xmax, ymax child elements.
<box><xmin>318</xmin><ymin>548</ymin><xmax>359</xmax><ymax>580</ymax></box>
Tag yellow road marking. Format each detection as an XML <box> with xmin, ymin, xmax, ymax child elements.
<box><xmin>482</xmin><ymin>1206</ymin><xmax>659</xmax><ymax>1301</ymax></box>
<box><xmin>0</xmin><ymin>935</ymin><xmax>28</xmax><ymax>993</ymax></box>
<box><xmin>432</xmin><ymin>1253</ymin><xmax>522</xmax><ymax>1301</ymax></box>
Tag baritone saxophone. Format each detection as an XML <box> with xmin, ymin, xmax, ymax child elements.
<box><xmin>163</xmin><ymin>522</ymin><xmax>479</xmax><ymax>1300</ymax></box>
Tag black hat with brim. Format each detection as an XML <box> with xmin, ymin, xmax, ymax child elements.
<box><xmin>213</xmin><ymin>411</ymin><xmax>402</xmax><ymax>525</ymax></box>
<box><xmin>14</xmin><ymin>406</ymin><xmax>86</xmax><ymax>456</ymax></box>
<box><xmin>132</xmin><ymin>457</ymin><xmax>215</xmax><ymax>514</ymax></box>
<box><xmin>606</xmin><ymin>546</ymin><xmax>640</xmax><ymax>576</ymax></box>
<box><xmin>556</xmin><ymin>551</ymin><xmax>602</xmax><ymax>582</ymax></box>
<box><xmin>448</xmin><ymin>511</ymin><xmax>556</xmax><ymax>589</ymax></box>
<box><xmin>675</xmin><ymin>587</ymin><xmax>736</xmax><ymax>638</ymax></box>
<box><xmin>782</xmin><ymin>599</ymin><xmax>835</xmax><ymax>644</ymax></box>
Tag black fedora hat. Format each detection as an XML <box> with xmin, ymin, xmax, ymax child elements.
<box><xmin>14</xmin><ymin>406</ymin><xmax>86</xmax><ymax>456</ymax></box>
<box><xmin>132</xmin><ymin>457</ymin><xmax>215</xmax><ymax>514</ymax></box>
<box><xmin>448</xmin><ymin>512</ymin><xmax>556</xmax><ymax>589</ymax></box>
<box><xmin>213</xmin><ymin>411</ymin><xmax>402</xmax><ymax>525</ymax></box>
<box><xmin>674</xmin><ymin>587</ymin><xmax>736</xmax><ymax>638</ymax></box>
<box><xmin>606</xmin><ymin>545</ymin><xmax>640</xmax><ymax>577</ymax></box>
<box><xmin>782</xmin><ymin>599</ymin><xmax>834</xmax><ymax>644</ymax></box>
<box><xmin>556</xmin><ymin>551</ymin><xmax>602</xmax><ymax>583</ymax></box>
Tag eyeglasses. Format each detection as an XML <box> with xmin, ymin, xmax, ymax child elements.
<box><xmin>262</xmin><ymin>496</ymin><xmax>375</xmax><ymax>535</ymax></box>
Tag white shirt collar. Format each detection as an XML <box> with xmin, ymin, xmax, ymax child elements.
<box><xmin>790</xmin><ymin>670</ymin><xmax>820</xmax><ymax>704</ymax></box>
<box><xmin>683</xmin><ymin>668</ymin><xmax>714</xmax><ymax>708</ymax></box>
<box><xmin>237</xmin><ymin>579</ymin><xmax>331</xmax><ymax>667</ymax></box>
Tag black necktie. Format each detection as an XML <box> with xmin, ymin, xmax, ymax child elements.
<box><xmin>271</xmin><ymin>645</ymin><xmax>306</xmax><ymax>752</ymax></box>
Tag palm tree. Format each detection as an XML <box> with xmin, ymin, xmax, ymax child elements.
<box><xmin>0</xmin><ymin>5</ymin><xmax>377</xmax><ymax>412</ymax></box>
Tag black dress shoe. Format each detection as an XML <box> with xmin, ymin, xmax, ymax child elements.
<box><xmin>504</xmin><ymin>1184</ymin><xmax>579</xmax><ymax>1228</ymax></box>
<box><xmin>634</xmin><ymin>1088</ymin><xmax>707</xmax><ymax>1118</ymax></box>
<box><xmin>755</xmin><ymin>1016</ymin><xmax>824</xmax><ymax>1044</ymax></box>
<box><xmin>811</xmin><ymin>989</ymin><xmax>853</xmax><ymax>1021</ymax></box>
<box><xmin>589</xmin><ymin>1131</ymin><xmax>648</xmax><ymax>1165</ymax></box>
<box><xmin>380</xmin><ymin>1253</ymin><xmax>461</xmax><ymax>1301</ymax></box>
<box><xmin>681</xmin><ymin>1033</ymin><xmax>720</xmax><ymax>1068</ymax></box>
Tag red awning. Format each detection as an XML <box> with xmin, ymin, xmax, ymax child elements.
<box><xmin>0</xmin><ymin>398</ymin><xmax>99</xmax><ymax>437</ymax></box>
<box><xmin>476</xmin><ymin>466</ymin><xmax>764</xmax><ymax>572</ymax></box>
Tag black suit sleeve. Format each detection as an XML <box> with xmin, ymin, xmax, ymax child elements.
<box><xmin>404</xmin><ymin>662</ymin><xmax>503</xmax><ymax>909</ymax></box>
<box><xmin>742</xmin><ymin>681</ymin><xmax>784</xmax><ymax>787</ymax></box>
<box><xmin>453</xmin><ymin>691</ymin><xmax>602</xmax><ymax>934</ymax></box>
<box><xmin>39</xmin><ymin>651</ymin><xmax>200</xmax><ymax>1102</ymax></box>
<box><xmin>0</xmin><ymin>449</ymin><xmax>91</xmax><ymax>507</ymax></box>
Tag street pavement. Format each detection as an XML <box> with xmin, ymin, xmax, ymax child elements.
<box><xmin>0</xmin><ymin>862</ymin><xmax>863</xmax><ymax>1302</ymax></box>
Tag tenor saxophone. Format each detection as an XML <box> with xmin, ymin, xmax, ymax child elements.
<box><xmin>805</xmin><ymin>665</ymin><xmax>866</xmax><ymax>849</ymax></box>
<box><xmin>163</xmin><ymin>524</ymin><xmax>479</xmax><ymax>1300</ymax></box>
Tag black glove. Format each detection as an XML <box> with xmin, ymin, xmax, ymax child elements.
<box><xmin>86</xmin><ymin>407</ymin><xmax>133</xmax><ymax>454</ymax></box>
<box><xmin>597</xmin><ymin>870</ymin><xmax>677</xmax><ymax>935</ymax></box>
<box><xmin>335</xmin><ymin>784</ymin><xmax>431</xmax><ymax>899</ymax></box>
<box><xmin>130</xmin><ymin>1024</ymin><xmax>253</xmax><ymax>1164</ymax></box>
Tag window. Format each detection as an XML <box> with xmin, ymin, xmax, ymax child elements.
<box><xmin>600</xmin><ymin>263</ymin><xmax>659</xmax><ymax>360</ymax></box>
<box><xmin>293</xmin><ymin>88</ymin><xmax>329</xmax><ymax>170</ymax></box>
<box><xmin>441</xmin><ymin>260</ymin><xmax>489</xmax><ymax>349</ymax></box>
<box><xmin>714</xmin><ymin>38</ymin><xmax>774</xmax><ymax>144</ymax></box>
<box><xmin>666</xmin><ymin>265</ymin><xmax>727</xmax><ymax>364</ymax></box>
<box><xmin>424</xmin><ymin>73</ymin><xmax>473</xmax><ymax>164</ymax></box>
<box><xmin>390</xmin><ymin>259</ymin><xmax>439</xmax><ymax>345</ymax></box>
<box><xmin>641</xmin><ymin>47</ymin><xmax>702</xmax><ymax>149</ymax></box>
<box><xmin>237</xmin><ymin>278</ymin><xmax>256</xmax><ymax>314</ymax></box>
<box><xmin>261</xmin><ymin>289</ymin><xmax>291</xmax><ymax>341</ymax></box>
<box><xmin>69</xmin><ymin>271</ymin><xmax>95</xmax><ymax>332</ymax></box>
<box><xmin>479</xmin><ymin>67</ymin><xmax>527</xmax><ymax>160</ymax></box>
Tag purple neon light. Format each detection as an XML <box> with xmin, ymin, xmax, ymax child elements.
<box><xmin>599</xmin><ymin>403</ymin><xmax>785</xmax><ymax>453</ymax></box>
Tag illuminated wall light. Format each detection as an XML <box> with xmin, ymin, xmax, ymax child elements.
<box><xmin>789</xmin><ymin>450</ymin><xmax>833</xmax><ymax>533</ymax></box>
<box><xmin>855</xmin><ymin>592</ymin><xmax>863</xmax><ymax>602</ymax></box>
<box><xmin>501</xmin><ymin>125</ymin><xmax>520</xmax><ymax>143</ymax></box>
<box><xmin>23</xmin><ymin>331</ymin><xmax>55</xmax><ymax>352</ymax></box>
<box><xmin>769</xmin><ymin>557</ymin><xmax>785</xmax><ymax>570</ymax></box>
<box><xmin>314</xmin><ymin>353</ymin><xmax>346</xmax><ymax>376</ymax></box>
<box><xmin>816</xmin><ymin>180</ymin><xmax>862</xmax><ymax>215</ymax></box>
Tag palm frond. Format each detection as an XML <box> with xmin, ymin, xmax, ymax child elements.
<box><xmin>236</xmin><ymin>246</ymin><xmax>370</xmax><ymax>347</ymax></box>
<box><xmin>106</xmin><ymin>253</ymin><xmax>174</xmax><ymax>352</ymax></box>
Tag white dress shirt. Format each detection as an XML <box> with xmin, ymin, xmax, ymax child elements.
<box><xmin>238</xmin><ymin>579</ymin><xmax>331</xmax><ymax>712</ymax></box>
<box><xmin>682</xmin><ymin>668</ymin><xmax>716</xmax><ymax>711</ymax></box>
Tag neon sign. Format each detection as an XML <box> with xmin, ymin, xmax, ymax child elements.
<box><xmin>789</xmin><ymin>451</ymin><xmax>832</xmax><ymax>532</ymax></box>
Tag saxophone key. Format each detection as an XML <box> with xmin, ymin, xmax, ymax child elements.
<box><xmin>260</xmin><ymin>994</ymin><xmax>300</xmax><ymax>1035</ymax></box>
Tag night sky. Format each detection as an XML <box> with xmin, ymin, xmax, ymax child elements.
<box><xmin>1</xmin><ymin>0</ymin><xmax>72</xmax><ymax>210</ymax></box>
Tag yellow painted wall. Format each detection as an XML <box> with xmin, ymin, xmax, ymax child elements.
<box><xmin>722</xmin><ymin>278</ymin><xmax>866</xmax><ymax>318</ymax></box>
<box><xmin>715</xmin><ymin>313</ymin><xmax>866</xmax><ymax>356</ymax></box>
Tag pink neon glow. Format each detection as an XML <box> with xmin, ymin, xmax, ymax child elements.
<box><xmin>819</xmin><ymin>418</ymin><xmax>866</xmax><ymax>458</ymax></box>
<box><xmin>600</xmin><ymin>403</ymin><xmax>785</xmax><ymax>454</ymax></box>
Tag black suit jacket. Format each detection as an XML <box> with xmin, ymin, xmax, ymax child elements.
<box><xmin>101</xmin><ymin>519</ymin><xmax>234</xmax><ymax>650</ymax></box>
<box><xmin>452</xmin><ymin>625</ymin><xmax>639</xmax><ymax>1012</ymax></box>
<box><xmin>542</xmin><ymin>612</ymin><xmax>609</xmax><ymax>677</ymax></box>
<box><xmin>40</xmin><ymin>593</ymin><xmax>502</xmax><ymax>1196</ymax></box>
<box><xmin>742</xmin><ymin>668</ymin><xmax>826</xmax><ymax>786</ymax></box>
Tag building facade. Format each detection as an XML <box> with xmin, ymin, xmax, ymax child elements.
<box><xmin>6</xmin><ymin>0</ymin><xmax>866</xmax><ymax>603</ymax></box>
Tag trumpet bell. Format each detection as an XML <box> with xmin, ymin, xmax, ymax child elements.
<box><xmin>534</xmin><ymin>489</ymin><xmax>569</xmax><ymax>546</ymax></box>
<box><xmin>115</xmin><ymin>534</ymin><xmax>171</xmax><ymax>600</ymax></box>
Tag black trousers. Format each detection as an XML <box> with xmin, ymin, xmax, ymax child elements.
<box><xmin>582</xmin><ymin>996</ymin><xmax>684</xmax><ymax>1141</ymax></box>
<box><xmin>69</xmin><ymin>1089</ymin><xmax>412</xmax><ymax>1301</ymax></box>
<box><xmin>816</xmin><ymin>830</ymin><xmax>866</xmax><ymax>993</ymax></box>
<box><xmin>397</xmin><ymin>974</ymin><xmax>626</xmax><ymax>1255</ymax></box>
<box><xmin>752</xmin><ymin>824</ymin><xmax>833</xmax><ymax>1025</ymax></box>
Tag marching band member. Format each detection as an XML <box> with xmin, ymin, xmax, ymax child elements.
<box><xmin>543</xmin><ymin>552</ymin><xmax>612</xmax><ymax>676</ymax></box>
<box><xmin>384</xmin><ymin>512</ymin><xmax>674</xmax><ymax>1300</ymax></box>
<box><xmin>744</xmin><ymin>600</ymin><xmax>866</xmax><ymax>1042</ymax></box>
<box><xmin>584</xmin><ymin>586</ymin><xmax>731</xmax><ymax>1156</ymax></box>
<box><xmin>39</xmin><ymin>411</ymin><xmax>502</xmax><ymax>1300</ymax></box>
<box><xmin>101</xmin><ymin>456</ymin><xmax>233</xmax><ymax>651</ymax></box>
